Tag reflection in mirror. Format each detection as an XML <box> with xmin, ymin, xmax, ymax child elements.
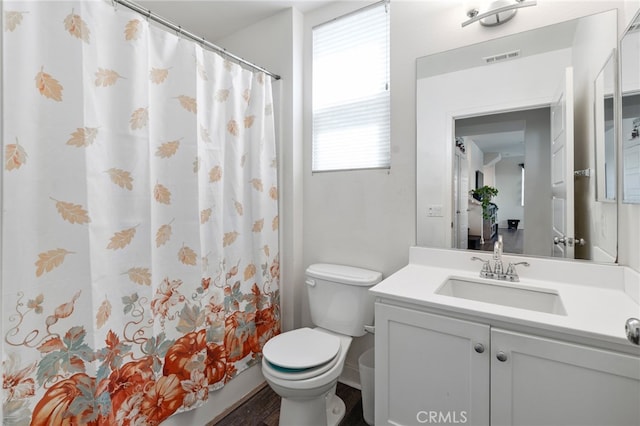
<box><xmin>594</xmin><ymin>50</ymin><xmax>616</xmax><ymax>202</ymax></box>
<box><xmin>455</xmin><ymin>108</ymin><xmax>550</xmax><ymax>256</ymax></box>
<box><xmin>416</xmin><ymin>10</ymin><xmax>618</xmax><ymax>263</ymax></box>
<box><xmin>620</xmin><ymin>11</ymin><xmax>640</xmax><ymax>204</ymax></box>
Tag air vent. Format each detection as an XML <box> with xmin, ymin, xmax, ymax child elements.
<box><xmin>483</xmin><ymin>50</ymin><xmax>521</xmax><ymax>64</ymax></box>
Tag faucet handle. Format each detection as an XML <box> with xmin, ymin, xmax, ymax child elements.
<box><xmin>471</xmin><ymin>256</ymin><xmax>493</xmax><ymax>278</ymax></box>
<box><xmin>505</xmin><ymin>261</ymin><xmax>530</xmax><ymax>282</ymax></box>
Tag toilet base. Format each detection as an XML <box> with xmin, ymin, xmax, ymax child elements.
<box><xmin>278</xmin><ymin>391</ymin><xmax>346</xmax><ymax>426</ymax></box>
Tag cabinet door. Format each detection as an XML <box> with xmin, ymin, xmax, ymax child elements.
<box><xmin>491</xmin><ymin>328</ymin><xmax>640</xmax><ymax>426</ymax></box>
<box><xmin>375</xmin><ymin>303</ymin><xmax>490</xmax><ymax>425</ymax></box>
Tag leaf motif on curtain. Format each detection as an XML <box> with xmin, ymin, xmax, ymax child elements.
<box><xmin>195</xmin><ymin>59</ymin><xmax>208</xmax><ymax>81</ymax></box>
<box><xmin>4</xmin><ymin>11</ymin><xmax>26</xmax><ymax>32</ymax></box>
<box><xmin>27</xmin><ymin>294</ymin><xmax>44</xmax><ymax>314</ymax></box>
<box><xmin>154</xmin><ymin>183</ymin><xmax>172</xmax><ymax>204</ymax></box>
<box><xmin>208</xmin><ymin>166</ymin><xmax>222</xmax><ymax>183</ymax></box>
<box><xmin>96</xmin><ymin>298</ymin><xmax>111</xmax><ymax>328</ymax></box>
<box><xmin>178</xmin><ymin>245</ymin><xmax>197</xmax><ymax>266</ymax></box>
<box><xmin>200</xmin><ymin>208</ymin><xmax>212</xmax><ymax>224</ymax></box>
<box><xmin>244</xmin><ymin>115</ymin><xmax>255</xmax><ymax>129</ymax></box>
<box><xmin>272</xmin><ymin>215</ymin><xmax>279</xmax><ymax>231</ymax></box>
<box><xmin>250</xmin><ymin>178</ymin><xmax>263</xmax><ymax>192</ymax></box>
<box><xmin>156</xmin><ymin>140</ymin><xmax>180</xmax><ymax>158</ymax></box>
<box><xmin>199</xmin><ymin>125</ymin><xmax>211</xmax><ymax>143</ymax></box>
<box><xmin>223</xmin><ymin>231</ymin><xmax>239</xmax><ymax>247</ymax></box>
<box><xmin>234</xmin><ymin>200</ymin><xmax>243</xmax><ymax>216</ymax></box>
<box><xmin>252</xmin><ymin>219</ymin><xmax>264</xmax><ymax>233</ymax></box>
<box><xmin>124</xmin><ymin>19</ymin><xmax>141</xmax><ymax>41</ymax></box>
<box><xmin>107</xmin><ymin>226</ymin><xmax>137</xmax><ymax>250</ymax></box>
<box><xmin>269</xmin><ymin>186</ymin><xmax>278</xmax><ymax>200</ymax></box>
<box><xmin>243</xmin><ymin>264</ymin><xmax>256</xmax><ymax>281</ymax></box>
<box><xmin>215</xmin><ymin>89</ymin><xmax>229</xmax><ymax>102</ymax></box>
<box><xmin>150</xmin><ymin>67</ymin><xmax>169</xmax><ymax>84</ymax></box>
<box><xmin>63</xmin><ymin>10</ymin><xmax>90</xmax><ymax>44</ymax></box>
<box><xmin>66</xmin><ymin>127</ymin><xmax>98</xmax><ymax>147</ymax></box>
<box><xmin>106</xmin><ymin>168</ymin><xmax>134</xmax><ymax>190</ymax></box>
<box><xmin>156</xmin><ymin>221</ymin><xmax>173</xmax><ymax>247</ymax></box>
<box><xmin>177</xmin><ymin>95</ymin><xmax>197</xmax><ymax>114</ymax></box>
<box><xmin>35</xmin><ymin>67</ymin><xmax>63</xmax><ymax>101</ymax></box>
<box><xmin>94</xmin><ymin>68</ymin><xmax>123</xmax><ymax>87</ymax></box>
<box><xmin>34</xmin><ymin>248</ymin><xmax>74</xmax><ymax>277</ymax></box>
<box><xmin>242</xmin><ymin>89</ymin><xmax>250</xmax><ymax>104</ymax></box>
<box><xmin>126</xmin><ymin>267</ymin><xmax>152</xmax><ymax>286</ymax></box>
<box><xmin>227</xmin><ymin>120</ymin><xmax>239</xmax><ymax>136</ymax></box>
<box><xmin>50</xmin><ymin>197</ymin><xmax>91</xmax><ymax>224</ymax></box>
<box><xmin>130</xmin><ymin>107</ymin><xmax>149</xmax><ymax>130</ymax></box>
<box><xmin>5</xmin><ymin>139</ymin><xmax>27</xmax><ymax>171</ymax></box>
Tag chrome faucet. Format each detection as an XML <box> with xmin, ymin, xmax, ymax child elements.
<box><xmin>471</xmin><ymin>235</ymin><xmax>530</xmax><ymax>281</ymax></box>
<box><xmin>493</xmin><ymin>235</ymin><xmax>504</xmax><ymax>280</ymax></box>
<box><xmin>504</xmin><ymin>261</ymin><xmax>530</xmax><ymax>282</ymax></box>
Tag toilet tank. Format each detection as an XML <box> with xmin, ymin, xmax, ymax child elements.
<box><xmin>305</xmin><ymin>264</ymin><xmax>382</xmax><ymax>337</ymax></box>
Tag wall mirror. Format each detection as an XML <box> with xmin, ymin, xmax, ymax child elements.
<box><xmin>594</xmin><ymin>50</ymin><xmax>617</xmax><ymax>202</ymax></box>
<box><xmin>416</xmin><ymin>10</ymin><xmax>618</xmax><ymax>263</ymax></box>
<box><xmin>620</xmin><ymin>10</ymin><xmax>640</xmax><ymax>204</ymax></box>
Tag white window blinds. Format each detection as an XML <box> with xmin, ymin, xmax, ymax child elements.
<box><xmin>312</xmin><ymin>1</ymin><xmax>390</xmax><ymax>172</ymax></box>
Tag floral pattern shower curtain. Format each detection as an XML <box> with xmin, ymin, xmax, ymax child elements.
<box><xmin>2</xmin><ymin>1</ymin><xmax>280</xmax><ymax>424</ymax></box>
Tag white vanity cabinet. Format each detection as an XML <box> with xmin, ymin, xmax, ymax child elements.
<box><xmin>375</xmin><ymin>301</ymin><xmax>640</xmax><ymax>426</ymax></box>
<box><xmin>375</xmin><ymin>302</ymin><xmax>490</xmax><ymax>426</ymax></box>
<box><xmin>491</xmin><ymin>328</ymin><xmax>640</xmax><ymax>426</ymax></box>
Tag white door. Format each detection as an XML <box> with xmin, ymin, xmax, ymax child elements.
<box><xmin>491</xmin><ymin>329</ymin><xmax>640</xmax><ymax>426</ymax></box>
<box><xmin>550</xmin><ymin>67</ymin><xmax>575</xmax><ymax>258</ymax></box>
<box><xmin>453</xmin><ymin>149</ymin><xmax>469</xmax><ymax>249</ymax></box>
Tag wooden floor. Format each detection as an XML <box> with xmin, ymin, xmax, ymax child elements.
<box><xmin>212</xmin><ymin>382</ymin><xmax>368</xmax><ymax>426</ymax></box>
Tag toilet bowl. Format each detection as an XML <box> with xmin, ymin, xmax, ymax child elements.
<box><xmin>262</xmin><ymin>328</ymin><xmax>352</xmax><ymax>426</ymax></box>
<box><xmin>260</xmin><ymin>264</ymin><xmax>382</xmax><ymax>426</ymax></box>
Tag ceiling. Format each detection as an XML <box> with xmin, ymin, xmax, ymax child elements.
<box><xmin>135</xmin><ymin>0</ymin><xmax>334</xmax><ymax>41</ymax></box>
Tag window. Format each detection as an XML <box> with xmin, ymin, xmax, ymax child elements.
<box><xmin>312</xmin><ymin>1</ymin><xmax>390</xmax><ymax>172</ymax></box>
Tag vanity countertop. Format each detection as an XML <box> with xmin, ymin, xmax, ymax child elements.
<box><xmin>370</xmin><ymin>247</ymin><xmax>640</xmax><ymax>352</ymax></box>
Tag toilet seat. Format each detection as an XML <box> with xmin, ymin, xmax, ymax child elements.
<box><xmin>262</xmin><ymin>328</ymin><xmax>341</xmax><ymax>380</ymax></box>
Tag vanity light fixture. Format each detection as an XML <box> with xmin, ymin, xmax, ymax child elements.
<box><xmin>462</xmin><ymin>0</ymin><xmax>537</xmax><ymax>28</ymax></box>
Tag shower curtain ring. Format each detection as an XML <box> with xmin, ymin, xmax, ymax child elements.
<box><xmin>177</xmin><ymin>26</ymin><xmax>183</xmax><ymax>38</ymax></box>
<box><xmin>111</xmin><ymin>0</ymin><xmax>118</xmax><ymax>11</ymax></box>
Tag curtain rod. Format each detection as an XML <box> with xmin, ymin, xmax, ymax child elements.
<box><xmin>112</xmin><ymin>0</ymin><xmax>281</xmax><ymax>80</ymax></box>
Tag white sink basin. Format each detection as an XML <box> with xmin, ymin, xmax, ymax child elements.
<box><xmin>435</xmin><ymin>277</ymin><xmax>567</xmax><ymax>315</ymax></box>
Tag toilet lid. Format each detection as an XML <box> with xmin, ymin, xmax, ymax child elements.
<box><xmin>263</xmin><ymin>328</ymin><xmax>341</xmax><ymax>369</ymax></box>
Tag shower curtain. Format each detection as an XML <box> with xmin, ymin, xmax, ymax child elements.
<box><xmin>2</xmin><ymin>1</ymin><xmax>280</xmax><ymax>424</ymax></box>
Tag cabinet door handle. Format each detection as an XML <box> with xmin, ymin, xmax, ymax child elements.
<box><xmin>496</xmin><ymin>351</ymin><xmax>508</xmax><ymax>362</ymax></box>
<box><xmin>474</xmin><ymin>343</ymin><xmax>485</xmax><ymax>353</ymax></box>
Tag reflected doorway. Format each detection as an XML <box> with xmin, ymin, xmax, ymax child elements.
<box><xmin>453</xmin><ymin>107</ymin><xmax>551</xmax><ymax>256</ymax></box>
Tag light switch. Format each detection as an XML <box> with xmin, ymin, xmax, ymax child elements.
<box><xmin>427</xmin><ymin>205</ymin><xmax>443</xmax><ymax>217</ymax></box>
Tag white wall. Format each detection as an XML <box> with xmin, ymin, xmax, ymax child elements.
<box><xmin>495</xmin><ymin>157</ymin><xmax>524</xmax><ymax>229</ymax></box>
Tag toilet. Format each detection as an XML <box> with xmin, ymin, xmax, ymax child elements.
<box><xmin>261</xmin><ymin>263</ymin><xmax>382</xmax><ymax>426</ymax></box>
